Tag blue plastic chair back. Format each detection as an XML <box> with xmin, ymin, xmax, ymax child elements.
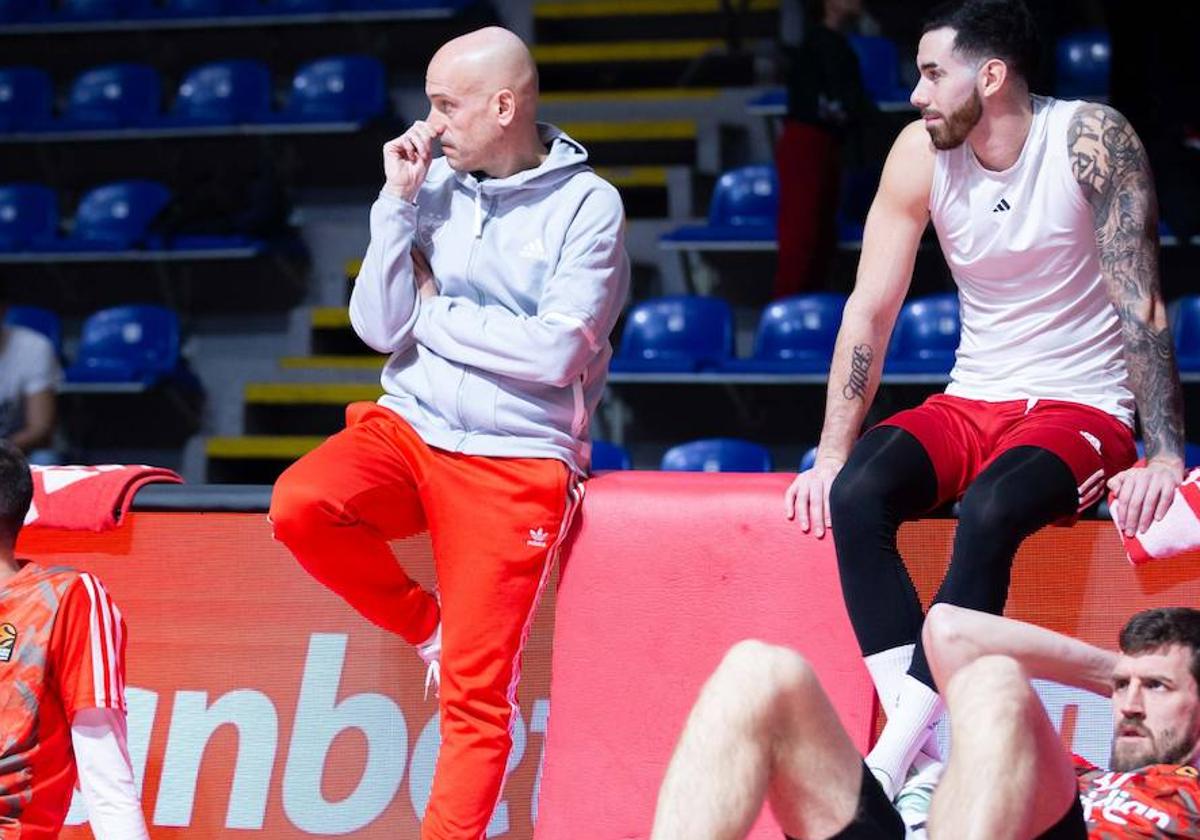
<box><xmin>591</xmin><ymin>440</ymin><xmax>632</xmax><ymax>471</ymax></box>
<box><xmin>799</xmin><ymin>445</ymin><xmax>818</xmax><ymax>472</ymax></box>
<box><xmin>5</xmin><ymin>305</ymin><xmax>62</xmax><ymax>352</ymax></box>
<box><xmin>70</xmin><ymin>180</ymin><xmax>171</xmax><ymax>250</ymax></box>
<box><xmin>64</xmin><ymin>63</ymin><xmax>161</xmax><ymax>128</ymax></box>
<box><xmin>284</xmin><ymin>55</ymin><xmax>386</xmax><ymax>122</ymax></box>
<box><xmin>617</xmin><ymin>296</ymin><xmax>734</xmax><ymax>370</ymax></box>
<box><xmin>848</xmin><ymin>34</ymin><xmax>905</xmax><ymax>102</ymax></box>
<box><xmin>270</xmin><ymin>0</ymin><xmax>336</xmax><ymax>11</ymax></box>
<box><xmin>171</xmin><ymin>60</ymin><xmax>272</xmax><ymax>125</ymax></box>
<box><xmin>0</xmin><ymin>183</ymin><xmax>57</xmax><ymax>250</ymax></box>
<box><xmin>661</xmin><ymin>438</ymin><xmax>773</xmax><ymax>473</ymax></box>
<box><xmin>70</xmin><ymin>305</ymin><xmax>180</xmax><ymax>384</ymax></box>
<box><xmin>57</xmin><ymin>0</ymin><xmax>148</xmax><ymax>21</ymax></box>
<box><xmin>0</xmin><ymin>0</ymin><xmax>50</xmax><ymax>22</ymax></box>
<box><xmin>1133</xmin><ymin>439</ymin><xmax>1200</xmax><ymax>468</ymax></box>
<box><xmin>752</xmin><ymin>293</ymin><xmax>846</xmax><ymax>363</ymax></box>
<box><xmin>159</xmin><ymin>0</ymin><xmax>223</xmax><ymax>14</ymax></box>
<box><xmin>1172</xmin><ymin>296</ymin><xmax>1200</xmax><ymax>370</ymax></box>
<box><xmin>1056</xmin><ymin>30</ymin><xmax>1110</xmax><ymax>100</ymax></box>
<box><xmin>888</xmin><ymin>293</ymin><xmax>961</xmax><ymax>371</ymax></box>
<box><xmin>0</xmin><ymin>67</ymin><xmax>52</xmax><ymax>131</ymax></box>
<box><xmin>708</xmin><ymin>164</ymin><xmax>778</xmax><ymax>228</ymax></box>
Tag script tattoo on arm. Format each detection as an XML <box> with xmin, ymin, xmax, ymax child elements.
<box><xmin>842</xmin><ymin>343</ymin><xmax>874</xmax><ymax>401</ymax></box>
<box><xmin>1069</xmin><ymin>104</ymin><xmax>1184</xmax><ymax>462</ymax></box>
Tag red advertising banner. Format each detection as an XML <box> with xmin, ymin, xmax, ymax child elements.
<box><xmin>17</xmin><ymin>513</ymin><xmax>553</xmax><ymax>839</ymax></box>
<box><xmin>11</xmin><ymin>473</ymin><xmax>1200</xmax><ymax>838</ymax></box>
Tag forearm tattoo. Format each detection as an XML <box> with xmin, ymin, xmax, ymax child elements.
<box><xmin>842</xmin><ymin>344</ymin><xmax>874</xmax><ymax>401</ymax></box>
<box><xmin>1069</xmin><ymin>105</ymin><xmax>1184</xmax><ymax>461</ymax></box>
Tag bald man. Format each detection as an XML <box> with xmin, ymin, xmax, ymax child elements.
<box><xmin>269</xmin><ymin>26</ymin><xmax>630</xmax><ymax>840</ymax></box>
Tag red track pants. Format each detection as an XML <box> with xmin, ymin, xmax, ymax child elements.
<box><xmin>269</xmin><ymin>402</ymin><xmax>579</xmax><ymax>839</ymax></box>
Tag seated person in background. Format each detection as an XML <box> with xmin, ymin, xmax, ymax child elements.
<box><xmin>0</xmin><ymin>293</ymin><xmax>58</xmax><ymax>455</ymax></box>
<box><xmin>651</xmin><ymin>604</ymin><xmax>1200</xmax><ymax>839</ymax></box>
<box><xmin>0</xmin><ymin>441</ymin><xmax>150</xmax><ymax>838</ymax></box>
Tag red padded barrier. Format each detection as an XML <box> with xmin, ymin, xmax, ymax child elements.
<box><xmin>537</xmin><ymin>472</ymin><xmax>875</xmax><ymax>840</ymax></box>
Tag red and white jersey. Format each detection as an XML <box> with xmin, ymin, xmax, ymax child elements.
<box><xmin>1075</xmin><ymin>754</ymin><xmax>1200</xmax><ymax>838</ymax></box>
<box><xmin>930</xmin><ymin>95</ymin><xmax>1135</xmax><ymax>428</ymax></box>
<box><xmin>0</xmin><ymin>562</ymin><xmax>127</xmax><ymax>839</ymax></box>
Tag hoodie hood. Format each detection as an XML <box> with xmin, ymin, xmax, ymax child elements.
<box><xmin>451</xmin><ymin>123</ymin><xmax>591</xmax><ymax>193</ymax></box>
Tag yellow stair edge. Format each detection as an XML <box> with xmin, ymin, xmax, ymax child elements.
<box><xmin>206</xmin><ymin>436</ymin><xmax>326</xmax><ymax>460</ymax></box>
<box><xmin>311</xmin><ymin>307</ymin><xmax>351</xmax><ymax>329</ymax></box>
<box><xmin>560</xmin><ymin>119</ymin><xmax>696</xmax><ymax>142</ymax></box>
<box><xmin>541</xmin><ymin>87</ymin><xmax>720</xmax><ymax>104</ymax></box>
<box><xmin>533</xmin><ymin>39</ymin><xmax>722</xmax><ymax>64</ymax></box>
<box><xmin>244</xmin><ymin>383</ymin><xmax>383</xmax><ymax>404</ymax></box>
<box><xmin>595</xmin><ymin>166</ymin><xmax>670</xmax><ymax>189</ymax></box>
<box><xmin>280</xmin><ymin>355</ymin><xmax>387</xmax><ymax>371</ymax></box>
<box><xmin>535</xmin><ymin>0</ymin><xmax>778</xmax><ymax>19</ymax></box>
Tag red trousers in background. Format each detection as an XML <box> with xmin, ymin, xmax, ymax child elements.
<box><xmin>774</xmin><ymin>119</ymin><xmax>841</xmax><ymax>299</ymax></box>
<box><xmin>269</xmin><ymin>402</ymin><xmax>580</xmax><ymax>840</ymax></box>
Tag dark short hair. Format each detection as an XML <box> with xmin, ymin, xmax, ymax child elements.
<box><xmin>922</xmin><ymin>0</ymin><xmax>1040</xmax><ymax>84</ymax></box>
<box><xmin>1120</xmin><ymin>608</ymin><xmax>1200</xmax><ymax>689</ymax></box>
<box><xmin>0</xmin><ymin>441</ymin><xmax>32</xmax><ymax>545</ymax></box>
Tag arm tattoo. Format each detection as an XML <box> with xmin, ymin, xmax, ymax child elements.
<box><xmin>842</xmin><ymin>344</ymin><xmax>874</xmax><ymax>401</ymax></box>
<box><xmin>1069</xmin><ymin>104</ymin><xmax>1184</xmax><ymax>461</ymax></box>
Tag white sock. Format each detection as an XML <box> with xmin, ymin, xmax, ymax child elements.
<box><xmin>864</xmin><ymin>644</ymin><xmax>915</xmax><ymax>711</ymax></box>
<box><xmin>866</xmin><ymin>676</ymin><xmax>945</xmax><ymax>799</ymax></box>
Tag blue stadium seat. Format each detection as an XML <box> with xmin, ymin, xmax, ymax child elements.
<box><xmin>848</xmin><ymin>34</ymin><xmax>910</xmax><ymax>104</ymax></box>
<box><xmin>0</xmin><ymin>0</ymin><xmax>50</xmax><ymax>22</ymax></box>
<box><xmin>0</xmin><ymin>184</ymin><xmax>57</xmax><ymax>251</ymax></box>
<box><xmin>4</xmin><ymin>306</ymin><xmax>61</xmax><ymax>353</ymax></box>
<box><xmin>280</xmin><ymin>55</ymin><xmax>386</xmax><ymax>123</ymax></box>
<box><xmin>60</xmin><ymin>64</ymin><xmax>161</xmax><ymax>130</ymax></box>
<box><xmin>591</xmin><ymin>440</ymin><xmax>632</xmax><ymax>471</ymax></box>
<box><xmin>610</xmin><ymin>295</ymin><xmax>734</xmax><ymax>373</ymax></box>
<box><xmin>1056</xmin><ymin>30</ymin><xmax>1110</xmax><ymax>100</ymax></box>
<box><xmin>0</xmin><ymin>67</ymin><xmax>53</xmax><ymax>132</ymax></box>
<box><xmin>52</xmin><ymin>181</ymin><xmax>171</xmax><ymax>252</ymax></box>
<box><xmin>65</xmin><ymin>305</ymin><xmax>181</xmax><ymax>386</ymax></box>
<box><xmin>166</xmin><ymin>60</ymin><xmax>272</xmax><ymax>126</ymax></box>
<box><xmin>56</xmin><ymin>0</ymin><xmax>149</xmax><ymax>21</ymax></box>
<box><xmin>799</xmin><ymin>445</ymin><xmax>818</xmax><ymax>472</ymax></box>
<box><xmin>660</xmin><ymin>438</ymin><xmax>773</xmax><ymax>473</ymax></box>
<box><xmin>723</xmin><ymin>293</ymin><xmax>846</xmax><ymax>373</ymax></box>
<box><xmin>660</xmin><ymin>164</ymin><xmax>778</xmax><ymax>246</ymax></box>
<box><xmin>1172</xmin><ymin>295</ymin><xmax>1200</xmax><ymax>372</ymax></box>
<box><xmin>156</xmin><ymin>0</ymin><xmax>264</xmax><ymax>16</ymax></box>
<box><xmin>340</xmin><ymin>0</ymin><xmax>473</xmax><ymax>10</ymax></box>
<box><xmin>1133</xmin><ymin>440</ymin><xmax>1200</xmax><ymax>469</ymax></box>
<box><xmin>885</xmin><ymin>293</ymin><xmax>960</xmax><ymax>374</ymax></box>
<box><xmin>269</xmin><ymin>0</ymin><xmax>337</xmax><ymax>11</ymax></box>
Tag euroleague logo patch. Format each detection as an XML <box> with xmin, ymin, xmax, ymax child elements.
<box><xmin>0</xmin><ymin>623</ymin><xmax>17</xmax><ymax>662</ymax></box>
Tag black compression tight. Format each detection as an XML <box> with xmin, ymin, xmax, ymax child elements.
<box><xmin>829</xmin><ymin>426</ymin><xmax>1079</xmax><ymax>688</ymax></box>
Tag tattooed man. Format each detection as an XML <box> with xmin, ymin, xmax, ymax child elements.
<box><xmin>781</xmin><ymin>0</ymin><xmax>1185</xmax><ymax>821</ymax></box>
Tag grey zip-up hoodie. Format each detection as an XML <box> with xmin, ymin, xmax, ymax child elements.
<box><xmin>349</xmin><ymin>124</ymin><xmax>630</xmax><ymax>475</ymax></box>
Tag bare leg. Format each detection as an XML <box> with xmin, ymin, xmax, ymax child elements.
<box><xmin>929</xmin><ymin>655</ymin><xmax>1078</xmax><ymax>840</ymax></box>
<box><xmin>651</xmin><ymin>640</ymin><xmax>865</xmax><ymax>840</ymax></box>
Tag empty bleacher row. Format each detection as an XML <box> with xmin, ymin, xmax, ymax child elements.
<box><xmin>0</xmin><ymin>56</ymin><xmax>386</xmax><ymax>135</ymax></box>
<box><xmin>0</xmin><ymin>0</ymin><xmax>473</xmax><ymax>26</ymax></box>
<box><xmin>0</xmin><ymin>180</ymin><xmax>265</xmax><ymax>254</ymax></box>
<box><xmin>7</xmin><ymin>303</ymin><xmax>192</xmax><ymax>388</ymax></box>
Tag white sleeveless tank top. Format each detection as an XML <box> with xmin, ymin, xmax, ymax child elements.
<box><xmin>930</xmin><ymin>94</ymin><xmax>1134</xmax><ymax>427</ymax></box>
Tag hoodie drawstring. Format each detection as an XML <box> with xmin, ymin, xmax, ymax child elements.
<box><xmin>473</xmin><ymin>188</ymin><xmax>483</xmax><ymax>238</ymax></box>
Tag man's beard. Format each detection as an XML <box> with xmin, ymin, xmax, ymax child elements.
<box><xmin>1110</xmin><ymin>715</ymin><xmax>1200</xmax><ymax>771</ymax></box>
<box><xmin>924</xmin><ymin>89</ymin><xmax>983</xmax><ymax>151</ymax></box>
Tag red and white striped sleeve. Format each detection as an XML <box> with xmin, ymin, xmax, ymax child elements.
<box><xmin>49</xmin><ymin>573</ymin><xmax>127</xmax><ymax>716</ymax></box>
